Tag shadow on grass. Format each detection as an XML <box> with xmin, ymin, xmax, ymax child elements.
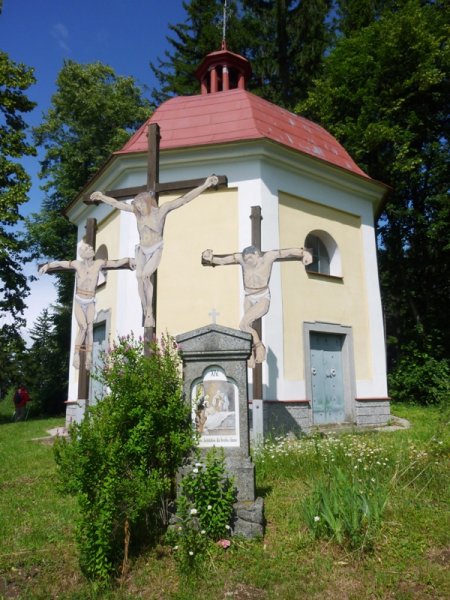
<box><xmin>255</xmin><ymin>485</ymin><xmax>272</xmax><ymax>498</ymax></box>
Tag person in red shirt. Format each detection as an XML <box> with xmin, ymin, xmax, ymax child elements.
<box><xmin>13</xmin><ymin>384</ymin><xmax>30</xmax><ymax>421</ymax></box>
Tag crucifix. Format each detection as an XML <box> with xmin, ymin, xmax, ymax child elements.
<box><xmin>201</xmin><ymin>206</ymin><xmax>312</xmax><ymax>399</ymax></box>
<box><xmin>38</xmin><ymin>217</ymin><xmax>135</xmax><ymax>404</ymax></box>
<box><xmin>208</xmin><ymin>307</ymin><xmax>220</xmax><ymax>324</ymax></box>
<box><xmin>86</xmin><ymin>123</ymin><xmax>228</xmax><ymax>353</ymax></box>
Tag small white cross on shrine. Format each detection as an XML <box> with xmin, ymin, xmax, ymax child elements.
<box><xmin>209</xmin><ymin>307</ymin><xmax>220</xmax><ymax>324</ymax></box>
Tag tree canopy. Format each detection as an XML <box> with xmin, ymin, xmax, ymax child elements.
<box><xmin>27</xmin><ymin>60</ymin><xmax>152</xmax><ymax>280</ymax></box>
<box><xmin>150</xmin><ymin>0</ymin><xmax>332</xmax><ymax>109</ymax></box>
<box><xmin>0</xmin><ymin>51</ymin><xmax>36</xmax><ymax>394</ymax></box>
<box><xmin>298</xmin><ymin>0</ymin><xmax>450</xmax><ymax>364</ymax></box>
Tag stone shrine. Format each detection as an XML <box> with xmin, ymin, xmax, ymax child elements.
<box><xmin>176</xmin><ymin>324</ymin><xmax>264</xmax><ymax>538</ymax></box>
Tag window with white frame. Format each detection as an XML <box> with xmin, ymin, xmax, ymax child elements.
<box><xmin>305</xmin><ymin>230</ymin><xmax>342</xmax><ymax>277</ymax></box>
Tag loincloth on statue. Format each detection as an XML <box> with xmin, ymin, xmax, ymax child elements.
<box><xmin>136</xmin><ymin>240</ymin><xmax>164</xmax><ymax>260</ymax></box>
<box><xmin>75</xmin><ymin>294</ymin><xmax>96</xmax><ymax>316</ymax></box>
<box><xmin>245</xmin><ymin>288</ymin><xmax>271</xmax><ymax>306</ymax></box>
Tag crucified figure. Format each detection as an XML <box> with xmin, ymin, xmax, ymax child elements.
<box><xmin>39</xmin><ymin>241</ymin><xmax>135</xmax><ymax>370</ymax></box>
<box><xmin>202</xmin><ymin>245</ymin><xmax>313</xmax><ymax>368</ymax></box>
<box><xmin>90</xmin><ymin>175</ymin><xmax>219</xmax><ymax>328</ymax></box>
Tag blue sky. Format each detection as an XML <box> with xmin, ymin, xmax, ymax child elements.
<box><xmin>1</xmin><ymin>0</ymin><xmax>194</xmax><ymax>336</ymax></box>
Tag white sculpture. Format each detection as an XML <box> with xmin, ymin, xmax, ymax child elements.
<box><xmin>90</xmin><ymin>175</ymin><xmax>219</xmax><ymax>328</ymax></box>
<box><xmin>202</xmin><ymin>245</ymin><xmax>313</xmax><ymax>367</ymax></box>
<box><xmin>39</xmin><ymin>240</ymin><xmax>135</xmax><ymax>370</ymax></box>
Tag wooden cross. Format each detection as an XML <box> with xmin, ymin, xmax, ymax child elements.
<box><xmin>250</xmin><ymin>206</ymin><xmax>263</xmax><ymax>401</ymax></box>
<box><xmin>85</xmin><ymin>122</ymin><xmax>228</xmax><ymax>351</ymax></box>
<box><xmin>39</xmin><ymin>218</ymin><xmax>133</xmax><ymax>404</ymax></box>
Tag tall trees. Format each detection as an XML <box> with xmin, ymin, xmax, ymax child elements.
<box><xmin>0</xmin><ymin>51</ymin><xmax>36</xmax><ymax>395</ymax></box>
<box><xmin>298</xmin><ymin>0</ymin><xmax>450</xmax><ymax>364</ymax></box>
<box><xmin>150</xmin><ymin>0</ymin><xmax>332</xmax><ymax>109</ymax></box>
<box><xmin>242</xmin><ymin>0</ymin><xmax>332</xmax><ymax>107</ymax></box>
<box><xmin>25</xmin><ymin>308</ymin><xmax>70</xmax><ymax>414</ymax></box>
<box><xmin>28</xmin><ymin>61</ymin><xmax>152</xmax><ymax>290</ymax></box>
<box><xmin>150</xmin><ymin>0</ymin><xmax>249</xmax><ymax>104</ymax></box>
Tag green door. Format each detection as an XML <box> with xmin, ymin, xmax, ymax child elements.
<box><xmin>310</xmin><ymin>332</ymin><xmax>345</xmax><ymax>424</ymax></box>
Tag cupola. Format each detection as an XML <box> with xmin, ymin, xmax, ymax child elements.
<box><xmin>194</xmin><ymin>42</ymin><xmax>252</xmax><ymax>94</ymax></box>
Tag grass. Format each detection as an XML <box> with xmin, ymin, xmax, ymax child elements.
<box><xmin>0</xmin><ymin>399</ymin><xmax>449</xmax><ymax>599</ymax></box>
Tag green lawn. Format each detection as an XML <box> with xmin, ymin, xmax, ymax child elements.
<box><xmin>0</xmin><ymin>401</ymin><xmax>449</xmax><ymax>599</ymax></box>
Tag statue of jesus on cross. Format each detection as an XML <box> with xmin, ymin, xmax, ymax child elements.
<box><xmin>90</xmin><ymin>175</ymin><xmax>219</xmax><ymax>328</ymax></box>
<box><xmin>202</xmin><ymin>245</ymin><xmax>312</xmax><ymax>368</ymax></box>
<box><xmin>39</xmin><ymin>240</ymin><xmax>135</xmax><ymax>370</ymax></box>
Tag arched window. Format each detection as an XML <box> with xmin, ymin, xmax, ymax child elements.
<box><xmin>305</xmin><ymin>231</ymin><xmax>341</xmax><ymax>277</ymax></box>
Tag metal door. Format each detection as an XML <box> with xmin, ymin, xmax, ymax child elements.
<box><xmin>310</xmin><ymin>332</ymin><xmax>345</xmax><ymax>424</ymax></box>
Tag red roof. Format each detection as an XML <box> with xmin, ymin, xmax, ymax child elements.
<box><xmin>117</xmin><ymin>89</ymin><xmax>368</xmax><ymax>178</ymax></box>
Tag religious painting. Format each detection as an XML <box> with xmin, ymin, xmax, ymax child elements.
<box><xmin>191</xmin><ymin>366</ymin><xmax>239</xmax><ymax>448</ymax></box>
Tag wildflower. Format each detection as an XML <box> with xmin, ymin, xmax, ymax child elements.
<box><xmin>189</xmin><ymin>551</ymin><xmax>194</xmax><ymax>556</ymax></box>
<box><xmin>217</xmin><ymin>539</ymin><xmax>231</xmax><ymax>549</ymax></box>
<box><xmin>225</xmin><ymin>524</ymin><xmax>231</xmax><ymax>530</ymax></box>
<box><xmin>314</xmin><ymin>516</ymin><xmax>320</xmax><ymax>522</ymax></box>
<box><xmin>207</xmin><ymin>505</ymin><xmax>212</xmax><ymax>510</ymax></box>
<box><xmin>173</xmin><ymin>545</ymin><xmax>178</xmax><ymax>551</ymax></box>
<box><xmin>201</xmin><ymin>530</ymin><xmax>206</xmax><ymax>535</ymax></box>
<box><xmin>190</xmin><ymin>508</ymin><xmax>198</xmax><ymax>515</ymax></box>
<box><xmin>193</xmin><ymin>468</ymin><xmax>199</xmax><ymax>474</ymax></box>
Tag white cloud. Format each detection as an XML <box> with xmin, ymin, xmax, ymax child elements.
<box><xmin>51</xmin><ymin>23</ymin><xmax>70</xmax><ymax>53</ymax></box>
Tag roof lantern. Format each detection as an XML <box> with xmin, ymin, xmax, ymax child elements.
<box><xmin>194</xmin><ymin>42</ymin><xmax>252</xmax><ymax>94</ymax></box>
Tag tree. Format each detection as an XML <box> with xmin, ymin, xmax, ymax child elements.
<box><xmin>25</xmin><ymin>307</ymin><xmax>70</xmax><ymax>414</ymax></box>
<box><xmin>0</xmin><ymin>51</ymin><xmax>36</xmax><ymax>394</ymax></box>
<box><xmin>298</xmin><ymin>0</ymin><xmax>450</xmax><ymax>366</ymax></box>
<box><xmin>150</xmin><ymin>0</ymin><xmax>332</xmax><ymax>110</ymax></box>
<box><xmin>242</xmin><ymin>0</ymin><xmax>332</xmax><ymax>108</ymax></box>
<box><xmin>27</xmin><ymin>60</ymin><xmax>152</xmax><ymax>291</ymax></box>
<box><xmin>150</xmin><ymin>0</ymin><xmax>250</xmax><ymax>104</ymax></box>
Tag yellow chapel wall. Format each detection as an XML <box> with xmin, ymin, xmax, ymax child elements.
<box><xmin>278</xmin><ymin>192</ymin><xmax>371</xmax><ymax>383</ymax></box>
<box><xmin>156</xmin><ymin>188</ymin><xmax>240</xmax><ymax>336</ymax></box>
<box><xmin>92</xmin><ymin>209</ymin><xmax>121</xmax><ymax>336</ymax></box>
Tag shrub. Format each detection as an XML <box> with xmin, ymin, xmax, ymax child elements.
<box><xmin>53</xmin><ymin>333</ymin><xmax>194</xmax><ymax>582</ymax></box>
<box><xmin>388</xmin><ymin>349</ymin><xmax>450</xmax><ymax>405</ymax></box>
<box><xmin>167</xmin><ymin>448</ymin><xmax>236</xmax><ymax>574</ymax></box>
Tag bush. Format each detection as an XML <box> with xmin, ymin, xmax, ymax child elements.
<box><xmin>53</xmin><ymin>333</ymin><xmax>194</xmax><ymax>582</ymax></box>
<box><xmin>388</xmin><ymin>349</ymin><xmax>450</xmax><ymax>405</ymax></box>
<box><xmin>167</xmin><ymin>448</ymin><xmax>236</xmax><ymax>574</ymax></box>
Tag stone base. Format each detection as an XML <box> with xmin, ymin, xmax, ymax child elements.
<box><xmin>65</xmin><ymin>399</ymin><xmax>86</xmax><ymax>428</ymax></box>
<box><xmin>249</xmin><ymin>398</ymin><xmax>391</xmax><ymax>441</ymax></box>
<box><xmin>232</xmin><ymin>497</ymin><xmax>264</xmax><ymax>538</ymax></box>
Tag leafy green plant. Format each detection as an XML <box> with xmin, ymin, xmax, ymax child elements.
<box><xmin>388</xmin><ymin>347</ymin><xmax>450</xmax><ymax>406</ymax></box>
<box><xmin>303</xmin><ymin>463</ymin><xmax>388</xmax><ymax>552</ymax></box>
<box><xmin>53</xmin><ymin>333</ymin><xmax>194</xmax><ymax>582</ymax></box>
<box><xmin>167</xmin><ymin>448</ymin><xmax>236</xmax><ymax>574</ymax></box>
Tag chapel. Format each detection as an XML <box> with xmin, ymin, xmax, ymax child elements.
<box><xmin>64</xmin><ymin>45</ymin><xmax>390</xmax><ymax>432</ymax></box>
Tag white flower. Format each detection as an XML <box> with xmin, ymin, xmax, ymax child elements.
<box><xmin>207</xmin><ymin>505</ymin><xmax>212</xmax><ymax>510</ymax></box>
<box><xmin>193</xmin><ymin>468</ymin><xmax>199</xmax><ymax>474</ymax></box>
<box><xmin>189</xmin><ymin>551</ymin><xmax>194</xmax><ymax>556</ymax></box>
<box><xmin>190</xmin><ymin>508</ymin><xmax>198</xmax><ymax>515</ymax></box>
<box><xmin>173</xmin><ymin>545</ymin><xmax>178</xmax><ymax>550</ymax></box>
<box><xmin>201</xmin><ymin>530</ymin><xmax>206</xmax><ymax>535</ymax></box>
<box><xmin>225</xmin><ymin>524</ymin><xmax>231</xmax><ymax>530</ymax></box>
<box><xmin>314</xmin><ymin>516</ymin><xmax>320</xmax><ymax>522</ymax></box>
